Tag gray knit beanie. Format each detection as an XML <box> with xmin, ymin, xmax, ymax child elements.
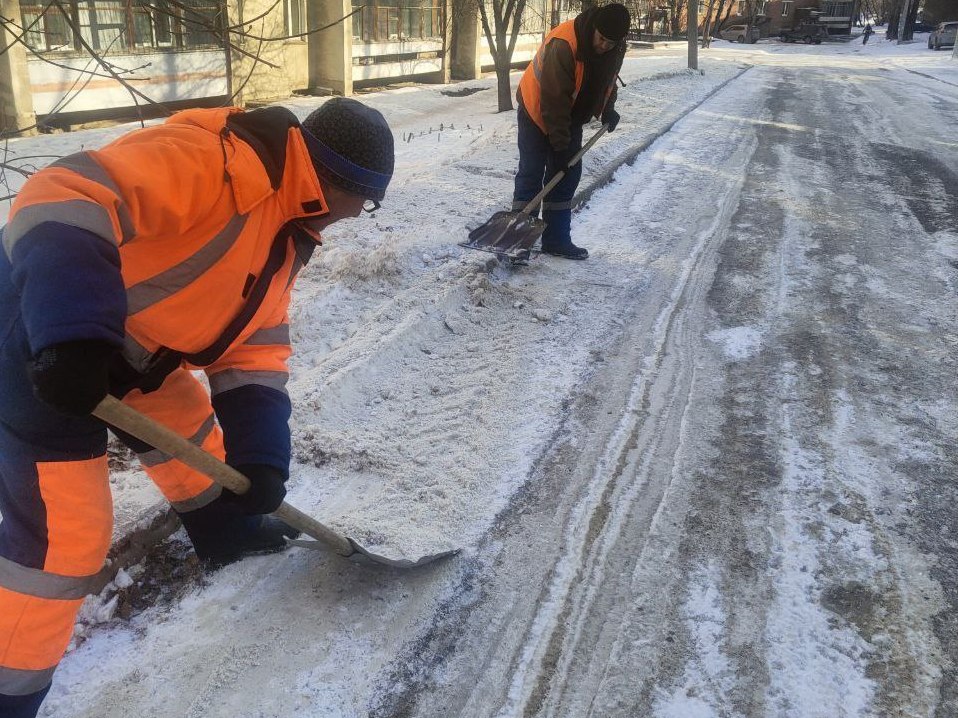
<box><xmin>301</xmin><ymin>98</ymin><xmax>395</xmax><ymax>201</ymax></box>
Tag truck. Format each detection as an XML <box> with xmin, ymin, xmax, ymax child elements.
<box><xmin>780</xmin><ymin>22</ymin><xmax>829</xmax><ymax>44</ymax></box>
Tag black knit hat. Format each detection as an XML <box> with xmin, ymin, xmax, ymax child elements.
<box><xmin>594</xmin><ymin>3</ymin><xmax>631</xmax><ymax>41</ymax></box>
<box><xmin>301</xmin><ymin>98</ymin><xmax>395</xmax><ymax>201</ymax></box>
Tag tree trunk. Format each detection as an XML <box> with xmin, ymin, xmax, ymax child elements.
<box><xmin>495</xmin><ymin>62</ymin><xmax>514</xmax><ymax>112</ymax></box>
<box><xmin>886</xmin><ymin>0</ymin><xmax>901</xmax><ymax>38</ymax></box>
<box><xmin>675</xmin><ymin>0</ymin><xmax>687</xmax><ymax>35</ymax></box>
<box><xmin>701</xmin><ymin>0</ymin><xmax>719</xmax><ymax>47</ymax></box>
<box><xmin>902</xmin><ymin>0</ymin><xmax>919</xmax><ymax>40</ymax></box>
<box><xmin>477</xmin><ymin>0</ymin><xmax>527</xmax><ymax>113</ymax></box>
<box><xmin>719</xmin><ymin>0</ymin><xmax>734</xmax><ymax>32</ymax></box>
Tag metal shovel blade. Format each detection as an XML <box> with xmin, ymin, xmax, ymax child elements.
<box><xmin>288</xmin><ymin>537</ymin><xmax>460</xmax><ymax>569</ymax></box>
<box><xmin>460</xmin><ymin>211</ymin><xmax>546</xmax><ymax>261</ymax></box>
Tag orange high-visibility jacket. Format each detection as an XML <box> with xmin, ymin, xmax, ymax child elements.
<box><xmin>3</xmin><ymin>106</ymin><xmax>330</xmax><ymax>470</ymax></box>
<box><xmin>518</xmin><ymin>19</ymin><xmax>619</xmax><ymax>150</ymax></box>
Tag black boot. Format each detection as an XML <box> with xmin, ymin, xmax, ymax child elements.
<box><xmin>177</xmin><ymin>495</ymin><xmax>300</xmax><ymax>568</ymax></box>
<box><xmin>0</xmin><ymin>684</ymin><xmax>50</xmax><ymax>718</ymax></box>
<box><xmin>541</xmin><ymin>208</ymin><xmax>588</xmax><ymax>260</ymax></box>
<box><xmin>541</xmin><ymin>242</ymin><xmax>589</xmax><ymax>260</ymax></box>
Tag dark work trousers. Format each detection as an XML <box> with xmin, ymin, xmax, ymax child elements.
<box><xmin>513</xmin><ymin>106</ymin><xmax>584</xmax><ymax>251</ymax></box>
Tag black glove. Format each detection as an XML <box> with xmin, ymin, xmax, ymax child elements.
<box><xmin>551</xmin><ymin>143</ymin><xmax>579</xmax><ymax>170</ymax></box>
<box><xmin>602</xmin><ymin>108</ymin><xmax>621</xmax><ymax>132</ymax></box>
<box><xmin>28</xmin><ymin>340</ymin><xmax>116</xmax><ymax>416</ymax></box>
<box><xmin>223</xmin><ymin>464</ymin><xmax>287</xmax><ymax>515</ymax></box>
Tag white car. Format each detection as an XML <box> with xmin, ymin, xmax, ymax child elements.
<box><xmin>719</xmin><ymin>25</ymin><xmax>761</xmax><ymax>43</ymax></box>
<box><xmin>928</xmin><ymin>21</ymin><xmax>957</xmax><ymax>50</ymax></box>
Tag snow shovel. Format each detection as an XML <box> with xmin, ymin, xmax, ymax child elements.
<box><xmin>92</xmin><ymin>395</ymin><xmax>457</xmax><ymax>569</ymax></box>
<box><xmin>460</xmin><ymin>124</ymin><xmax>609</xmax><ymax>264</ymax></box>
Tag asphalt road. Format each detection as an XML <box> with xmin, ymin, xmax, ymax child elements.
<box><xmin>389</xmin><ymin>50</ymin><xmax>958</xmax><ymax>718</ymax></box>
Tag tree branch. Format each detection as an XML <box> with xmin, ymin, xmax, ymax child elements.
<box><xmin>52</xmin><ymin>0</ymin><xmax>170</xmax><ymax>123</ymax></box>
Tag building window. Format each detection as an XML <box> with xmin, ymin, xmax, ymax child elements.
<box><xmin>782</xmin><ymin>0</ymin><xmax>792</xmax><ymax>16</ymax></box>
<box><xmin>352</xmin><ymin>0</ymin><xmax>443</xmax><ymax>42</ymax></box>
<box><xmin>822</xmin><ymin>1</ymin><xmax>852</xmax><ymax>17</ymax></box>
<box><xmin>18</xmin><ymin>0</ymin><xmax>224</xmax><ymax>53</ymax></box>
<box><xmin>286</xmin><ymin>0</ymin><xmax>305</xmax><ymax>37</ymax></box>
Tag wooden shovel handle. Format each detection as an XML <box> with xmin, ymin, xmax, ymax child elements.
<box><xmin>92</xmin><ymin>395</ymin><xmax>354</xmax><ymax>557</ymax></box>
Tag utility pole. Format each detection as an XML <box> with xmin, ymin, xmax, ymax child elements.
<box><xmin>688</xmin><ymin>0</ymin><xmax>698</xmax><ymax>69</ymax></box>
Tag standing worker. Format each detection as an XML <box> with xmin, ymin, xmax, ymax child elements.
<box><xmin>0</xmin><ymin>98</ymin><xmax>394</xmax><ymax>718</ymax></box>
<box><xmin>514</xmin><ymin>3</ymin><xmax>631</xmax><ymax>259</ymax></box>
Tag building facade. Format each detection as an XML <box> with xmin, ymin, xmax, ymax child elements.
<box><xmin>0</xmin><ymin>0</ymin><xmax>576</xmax><ymax>135</ymax></box>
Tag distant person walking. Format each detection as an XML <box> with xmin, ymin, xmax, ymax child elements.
<box><xmin>863</xmin><ymin>23</ymin><xmax>874</xmax><ymax>44</ymax></box>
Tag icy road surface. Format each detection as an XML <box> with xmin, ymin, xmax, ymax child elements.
<box><xmin>8</xmin><ymin>39</ymin><xmax>957</xmax><ymax>717</ymax></box>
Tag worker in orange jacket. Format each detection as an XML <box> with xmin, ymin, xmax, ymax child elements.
<box><xmin>0</xmin><ymin>98</ymin><xmax>394</xmax><ymax>718</ymax></box>
<box><xmin>515</xmin><ymin>3</ymin><xmax>630</xmax><ymax>259</ymax></box>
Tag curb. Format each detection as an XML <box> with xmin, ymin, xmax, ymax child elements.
<box><xmin>94</xmin><ymin>509</ymin><xmax>180</xmax><ymax>594</ymax></box>
<box><xmin>899</xmin><ymin>65</ymin><xmax>958</xmax><ymax>89</ymax></box>
<box><xmin>572</xmin><ymin>64</ymin><xmax>752</xmax><ymax>211</ymax></box>
<box><xmin>629</xmin><ymin>40</ymin><xmax>689</xmax><ymax>49</ymax></box>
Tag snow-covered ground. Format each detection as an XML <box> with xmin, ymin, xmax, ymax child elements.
<box><xmin>2</xmin><ymin>38</ymin><xmax>957</xmax><ymax>717</ymax></box>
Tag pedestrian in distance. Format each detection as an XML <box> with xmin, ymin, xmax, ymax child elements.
<box><xmin>0</xmin><ymin>97</ymin><xmax>394</xmax><ymax>718</ymax></box>
<box><xmin>514</xmin><ymin>2</ymin><xmax>631</xmax><ymax>260</ymax></box>
<box><xmin>863</xmin><ymin>23</ymin><xmax>874</xmax><ymax>44</ymax></box>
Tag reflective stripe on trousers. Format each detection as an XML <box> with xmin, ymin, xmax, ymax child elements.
<box><xmin>513</xmin><ymin>107</ymin><xmax>584</xmax><ymax>248</ymax></box>
<box><xmin>0</xmin><ymin>452</ymin><xmax>112</xmax><ymax>696</ymax></box>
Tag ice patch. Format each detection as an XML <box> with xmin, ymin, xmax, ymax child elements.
<box><xmin>933</xmin><ymin>231</ymin><xmax>958</xmax><ymax>261</ymax></box>
<box><xmin>706</xmin><ymin>325</ymin><xmax>764</xmax><ymax>361</ymax></box>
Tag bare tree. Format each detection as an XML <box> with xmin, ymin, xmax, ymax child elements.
<box><xmin>475</xmin><ymin>0</ymin><xmax>533</xmax><ymax>111</ymax></box>
<box><xmin>717</xmin><ymin>0</ymin><xmax>734</xmax><ymax>31</ymax></box>
<box><xmin>701</xmin><ymin>0</ymin><xmax>720</xmax><ymax>47</ymax></box>
<box><xmin>670</xmin><ymin>0</ymin><xmax>688</xmax><ymax>36</ymax></box>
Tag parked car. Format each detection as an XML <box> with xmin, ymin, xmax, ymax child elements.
<box><xmin>928</xmin><ymin>21</ymin><xmax>957</xmax><ymax>50</ymax></box>
<box><xmin>780</xmin><ymin>23</ymin><xmax>829</xmax><ymax>43</ymax></box>
<box><xmin>912</xmin><ymin>21</ymin><xmax>936</xmax><ymax>33</ymax></box>
<box><xmin>719</xmin><ymin>25</ymin><xmax>761</xmax><ymax>43</ymax></box>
